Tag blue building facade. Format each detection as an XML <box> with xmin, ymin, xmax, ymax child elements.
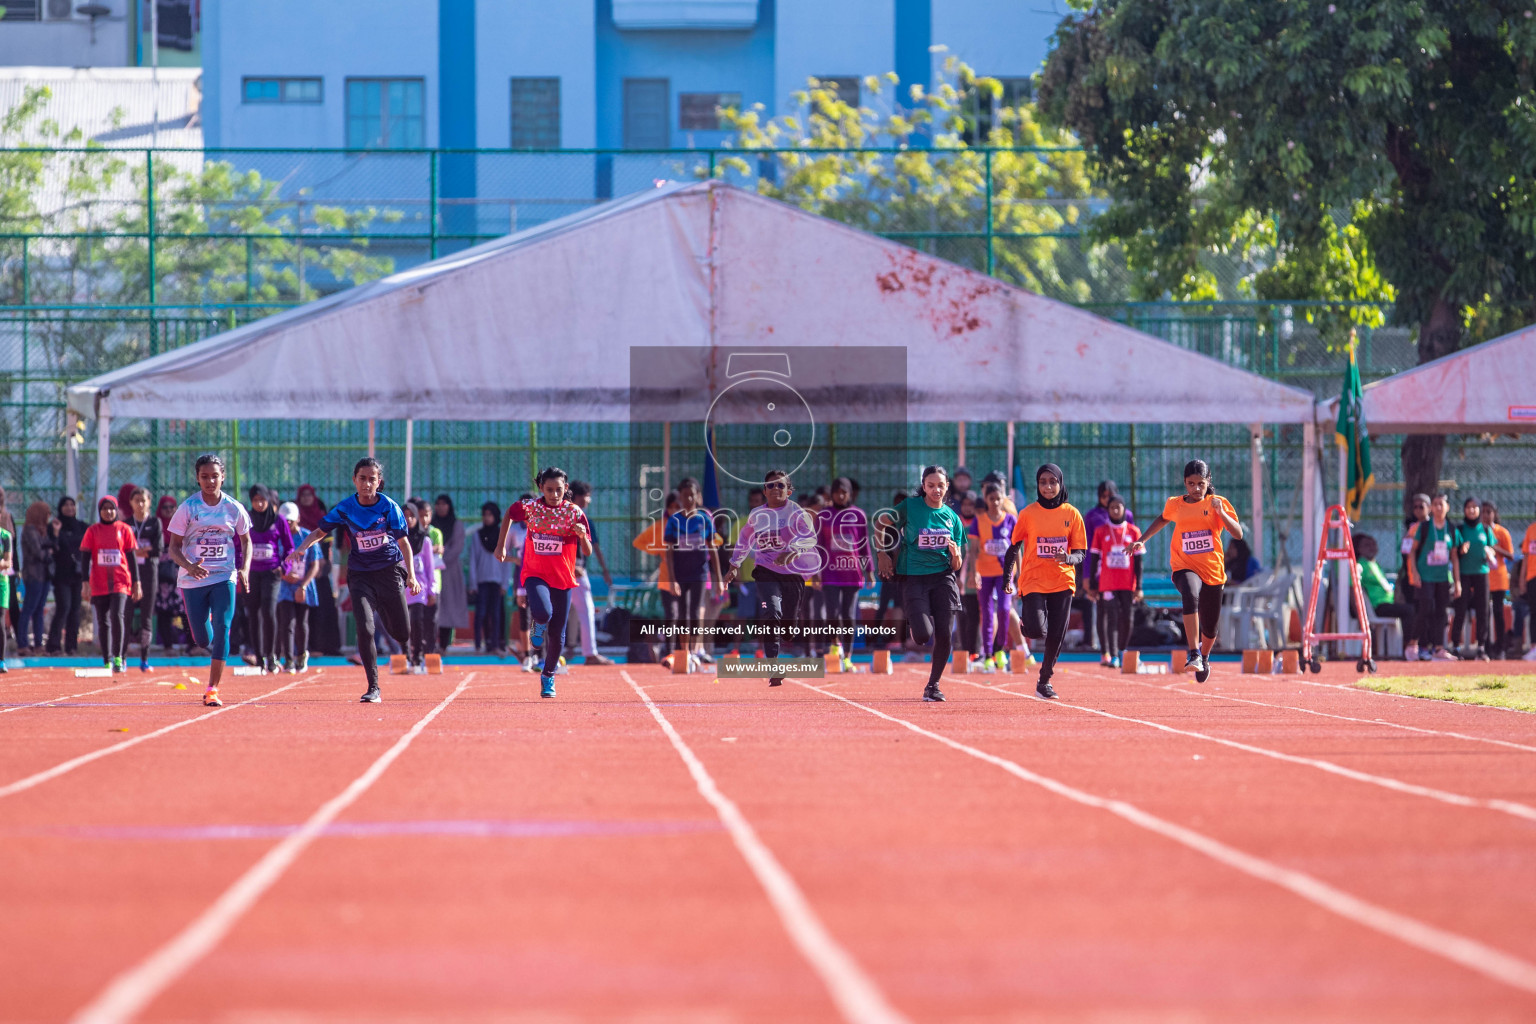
<box><xmin>204</xmin><ymin>0</ymin><xmax>1066</xmax><ymax>152</ymax></box>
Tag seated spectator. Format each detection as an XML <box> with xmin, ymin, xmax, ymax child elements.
<box><xmin>1354</xmin><ymin>533</ymin><xmax>1417</xmax><ymax>659</ymax></box>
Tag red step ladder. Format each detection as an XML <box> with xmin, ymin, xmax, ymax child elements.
<box><xmin>1300</xmin><ymin>504</ymin><xmax>1376</xmax><ymax>673</ymax></box>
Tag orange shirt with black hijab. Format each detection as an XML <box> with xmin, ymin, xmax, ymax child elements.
<box><xmin>1007</xmin><ymin>463</ymin><xmax>1088</xmax><ymax>594</ymax></box>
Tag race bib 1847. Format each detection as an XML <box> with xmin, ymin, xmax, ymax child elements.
<box><xmin>530</xmin><ymin>534</ymin><xmax>563</xmax><ymax>556</ymax></box>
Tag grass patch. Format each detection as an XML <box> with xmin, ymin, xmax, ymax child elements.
<box><xmin>1359</xmin><ymin>675</ymin><xmax>1536</xmax><ymax>712</ymax></box>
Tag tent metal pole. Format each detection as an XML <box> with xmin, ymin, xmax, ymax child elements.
<box><xmin>1005</xmin><ymin>421</ymin><xmax>1014</xmax><ymax>483</ymax></box>
<box><xmin>1336</xmin><ymin>437</ymin><xmax>1349</xmax><ymax>654</ymax></box>
<box><xmin>957</xmin><ymin>420</ymin><xmax>965</xmax><ymax>468</ymax></box>
<box><xmin>1249</xmin><ymin>423</ymin><xmax>1264</xmax><ymax>559</ymax></box>
<box><xmin>368</xmin><ymin>419</ymin><xmax>376</xmax><ymax>459</ymax></box>
<box><xmin>404</xmin><ymin>418</ymin><xmax>414</xmax><ymax>499</ymax></box>
<box><xmin>95</xmin><ymin>409</ymin><xmax>111</xmax><ymax>511</ymax></box>
<box><xmin>64</xmin><ymin>413</ymin><xmax>79</xmax><ymax>501</ymax></box>
<box><xmin>1302</xmin><ymin>420</ymin><xmax>1318</xmax><ymax>633</ymax></box>
<box><xmin>662</xmin><ymin>422</ymin><xmax>671</xmax><ymax>494</ymax></box>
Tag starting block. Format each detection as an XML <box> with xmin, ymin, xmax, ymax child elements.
<box><xmin>824</xmin><ymin>653</ymin><xmax>843</xmax><ymax>674</ymax></box>
<box><xmin>425</xmin><ymin>654</ymin><xmax>443</xmax><ymax>675</ymax></box>
<box><xmin>1280</xmin><ymin>649</ymin><xmax>1300</xmax><ymax>675</ymax></box>
<box><xmin>871</xmin><ymin>649</ymin><xmax>894</xmax><ymax>675</ymax></box>
<box><xmin>73</xmin><ymin>667</ymin><xmax>113</xmax><ymax>678</ymax></box>
<box><xmin>671</xmin><ymin>650</ymin><xmax>692</xmax><ymax>674</ymax></box>
<box><xmin>231</xmin><ymin>666</ymin><xmax>264</xmax><ymax>676</ymax></box>
<box><xmin>1241</xmin><ymin>650</ymin><xmax>1258</xmax><ymax>674</ymax></box>
<box><xmin>1120</xmin><ymin>650</ymin><xmax>1140</xmax><ymax>674</ymax></box>
<box><xmin>389</xmin><ymin>654</ymin><xmax>408</xmax><ymax>674</ymax></box>
<box><xmin>1011</xmin><ymin>649</ymin><xmax>1033</xmax><ymax>674</ymax></box>
<box><xmin>1256</xmin><ymin>650</ymin><xmax>1274</xmax><ymax>674</ymax></box>
<box><xmin>1170</xmin><ymin>649</ymin><xmax>1188</xmax><ymax>674</ymax></box>
<box><xmin>950</xmin><ymin>650</ymin><xmax>972</xmax><ymax>674</ymax></box>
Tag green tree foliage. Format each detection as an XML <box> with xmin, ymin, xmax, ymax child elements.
<box><xmin>717</xmin><ymin>59</ymin><xmax>1122</xmax><ymax>303</ymax></box>
<box><xmin>1039</xmin><ymin>0</ymin><xmax>1536</xmax><ymax>503</ymax></box>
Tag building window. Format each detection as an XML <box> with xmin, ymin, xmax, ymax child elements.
<box><xmin>815</xmin><ymin>77</ymin><xmax>861</xmax><ymax>108</ymax></box>
<box><xmin>242</xmin><ymin>78</ymin><xmax>323</xmax><ymax>105</ymax></box>
<box><xmin>0</xmin><ymin>1</ymin><xmax>40</xmax><ymax>20</ymax></box>
<box><xmin>623</xmin><ymin>78</ymin><xmax>669</xmax><ymax>149</ymax></box>
<box><xmin>346</xmin><ymin>78</ymin><xmax>425</xmax><ymax>149</ymax></box>
<box><xmin>510</xmin><ymin>77</ymin><xmax>560</xmax><ymax>149</ymax></box>
<box><xmin>678</xmin><ymin>92</ymin><xmax>741</xmax><ymax>131</ymax></box>
<box><xmin>961</xmin><ymin>77</ymin><xmax>1033</xmax><ymax>145</ymax></box>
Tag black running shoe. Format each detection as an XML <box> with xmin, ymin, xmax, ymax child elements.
<box><xmin>1186</xmin><ymin>648</ymin><xmax>1201</xmax><ymax>675</ymax></box>
<box><xmin>360</xmin><ymin>686</ymin><xmax>382</xmax><ymax>704</ymax></box>
<box><xmin>1036</xmin><ymin>680</ymin><xmax>1058</xmax><ymax>700</ymax></box>
<box><xmin>769</xmin><ymin>676</ymin><xmax>784</xmax><ymax>687</ymax></box>
<box><xmin>1194</xmin><ymin>656</ymin><xmax>1211</xmax><ymax>683</ymax></box>
<box><xmin>922</xmin><ymin>683</ymin><xmax>946</xmax><ymax>702</ymax></box>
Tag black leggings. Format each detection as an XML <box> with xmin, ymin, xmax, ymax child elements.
<box><xmin>1097</xmin><ymin>591</ymin><xmax>1134</xmax><ymax>659</ymax></box>
<box><xmin>1492</xmin><ymin>589</ymin><xmax>1508</xmax><ymax>649</ymax></box>
<box><xmin>246</xmin><ymin>569</ymin><xmax>282</xmax><ymax>663</ymax></box>
<box><xmin>48</xmin><ymin>578</ymin><xmax>83</xmax><ymax>654</ymax></box>
<box><xmin>676</xmin><ymin>579</ymin><xmax>706</xmax><ymax>646</ymax></box>
<box><xmin>1020</xmin><ymin>589</ymin><xmax>1073</xmax><ymax>684</ymax></box>
<box><xmin>823</xmin><ymin>584</ymin><xmax>860</xmax><ymax>652</ymax></box>
<box><xmin>350</xmin><ymin>566</ymin><xmax>411</xmax><ymax>687</ymax></box>
<box><xmin>1172</xmin><ymin>570</ymin><xmax>1224</xmax><ymax>643</ymax></box>
<box><xmin>1416</xmin><ymin>580</ymin><xmax>1453</xmax><ymax>649</ymax></box>
<box><xmin>410</xmin><ymin>603</ymin><xmax>432</xmax><ymax>663</ymax></box>
<box><xmin>658</xmin><ymin>589</ymin><xmax>680</xmax><ymax>653</ymax></box>
<box><xmin>1452</xmin><ymin>574</ymin><xmax>1491</xmax><ymax>650</ymax></box>
<box><xmin>277</xmin><ymin>601</ymin><xmax>311</xmax><ymax>662</ymax></box>
<box><xmin>959</xmin><ymin>591</ymin><xmax>981</xmax><ymax>653</ymax></box>
<box><xmin>475</xmin><ymin>582</ymin><xmax>505</xmax><ymax>651</ymax></box>
<box><xmin>91</xmin><ymin>592</ymin><xmax>128</xmax><ymax>663</ymax></box>
<box><xmin>131</xmin><ymin>561</ymin><xmax>156</xmax><ymax>654</ymax></box>
<box><xmin>902</xmin><ymin>572</ymin><xmax>959</xmax><ymax>687</ymax></box>
<box><xmin>754</xmin><ymin>569</ymin><xmax>803</xmax><ymax>660</ymax></box>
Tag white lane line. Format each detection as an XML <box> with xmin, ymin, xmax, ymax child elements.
<box><xmin>799</xmin><ymin>681</ymin><xmax>1536</xmax><ymax>996</ymax></box>
<box><xmin>0</xmin><ymin>672</ymin><xmax>323</xmax><ymax>801</ymax></box>
<box><xmin>1119</xmin><ymin>676</ymin><xmax>1536</xmax><ymax>755</ymax></box>
<box><xmin>0</xmin><ymin>679</ymin><xmax>144</xmax><ymax>714</ymax></box>
<box><xmin>70</xmin><ymin>671</ymin><xmax>476</xmax><ymax>1024</ymax></box>
<box><xmin>962</xmin><ymin>677</ymin><xmax>1536</xmax><ymax>825</ymax></box>
<box><xmin>622</xmin><ymin>670</ymin><xmax>909</xmax><ymax>1024</ymax></box>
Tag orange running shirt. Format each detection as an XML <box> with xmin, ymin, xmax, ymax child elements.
<box><xmin>1524</xmin><ymin>524</ymin><xmax>1536</xmax><ymax>582</ymax></box>
<box><xmin>1162</xmin><ymin>494</ymin><xmax>1237</xmax><ymax>587</ymax></box>
<box><xmin>1489</xmin><ymin>524</ymin><xmax>1513</xmax><ymax>591</ymax></box>
<box><xmin>1009</xmin><ymin>501</ymin><xmax>1087</xmax><ymax>595</ymax></box>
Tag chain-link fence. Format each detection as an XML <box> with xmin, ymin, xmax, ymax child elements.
<box><xmin>0</xmin><ymin>146</ymin><xmax>1528</xmax><ymax>579</ymax></box>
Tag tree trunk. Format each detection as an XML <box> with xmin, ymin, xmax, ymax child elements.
<box><xmin>1398</xmin><ymin>295</ymin><xmax>1461</xmax><ymax>514</ymax></box>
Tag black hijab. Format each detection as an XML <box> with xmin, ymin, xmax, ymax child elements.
<box><xmin>407</xmin><ymin>506</ymin><xmax>429</xmax><ymax>553</ymax></box>
<box><xmin>1036</xmin><ymin>464</ymin><xmax>1068</xmax><ymax>510</ymax></box>
<box><xmin>1463</xmin><ymin>498</ymin><xmax>1482</xmax><ymax>530</ymax></box>
<box><xmin>248</xmin><ymin>484</ymin><xmax>277</xmax><ymax>533</ymax></box>
<box><xmin>435</xmin><ymin>493</ymin><xmax>458</xmax><ymax>539</ymax></box>
<box><xmin>478</xmin><ymin>501</ymin><xmax>501</xmax><ymax>553</ymax></box>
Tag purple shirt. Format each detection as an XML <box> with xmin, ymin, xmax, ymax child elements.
<box><xmin>245</xmin><ymin>519</ymin><xmax>294</xmax><ymax>574</ymax></box>
<box><xmin>817</xmin><ymin>505</ymin><xmax>872</xmax><ymax>586</ymax></box>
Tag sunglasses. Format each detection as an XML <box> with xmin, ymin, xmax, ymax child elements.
<box><xmin>764</xmin><ymin>482</ymin><xmax>788</xmax><ymax>490</ymax></box>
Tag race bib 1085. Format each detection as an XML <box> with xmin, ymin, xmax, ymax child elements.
<box><xmin>1181</xmin><ymin>529</ymin><xmax>1214</xmax><ymax>554</ymax></box>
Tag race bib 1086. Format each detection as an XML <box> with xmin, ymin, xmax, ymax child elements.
<box><xmin>1036</xmin><ymin>536</ymin><xmax>1068</xmax><ymax>558</ymax></box>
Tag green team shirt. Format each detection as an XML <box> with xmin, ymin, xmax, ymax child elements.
<box><xmin>1358</xmin><ymin>558</ymin><xmax>1391</xmax><ymax>609</ymax></box>
<box><xmin>427</xmin><ymin>524</ymin><xmax>444</xmax><ymax>591</ymax></box>
<box><xmin>0</xmin><ymin>527</ymin><xmax>11</xmax><ymax>601</ymax></box>
<box><xmin>1414</xmin><ymin>520</ymin><xmax>1456</xmax><ymax>584</ymax></box>
<box><xmin>889</xmin><ymin>496</ymin><xmax>967</xmax><ymax>576</ymax></box>
<box><xmin>1455</xmin><ymin>521</ymin><xmax>1496</xmax><ymax>576</ymax></box>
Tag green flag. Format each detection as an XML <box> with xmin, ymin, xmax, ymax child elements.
<box><xmin>1335</xmin><ymin>334</ymin><xmax>1373</xmax><ymax>521</ymax></box>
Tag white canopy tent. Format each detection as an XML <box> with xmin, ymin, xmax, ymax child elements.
<box><xmin>1320</xmin><ymin>323</ymin><xmax>1536</xmax><ymax>434</ymax></box>
<box><xmin>67</xmin><ymin>179</ymin><xmax>1324</xmax><ymax>555</ymax></box>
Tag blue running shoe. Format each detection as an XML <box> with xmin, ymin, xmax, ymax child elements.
<box><xmin>530</xmin><ymin>621</ymin><xmax>545</xmax><ymax>649</ymax></box>
<box><xmin>540</xmin><ymin>674</ymin><xmax>556</xmax><ymax>698</ymax></box>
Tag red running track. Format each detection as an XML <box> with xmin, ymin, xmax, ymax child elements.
<box><xmin>1</xmin><ymin>659</ymin><xmax>1535</xmax><ymax>1023</ymax></box>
